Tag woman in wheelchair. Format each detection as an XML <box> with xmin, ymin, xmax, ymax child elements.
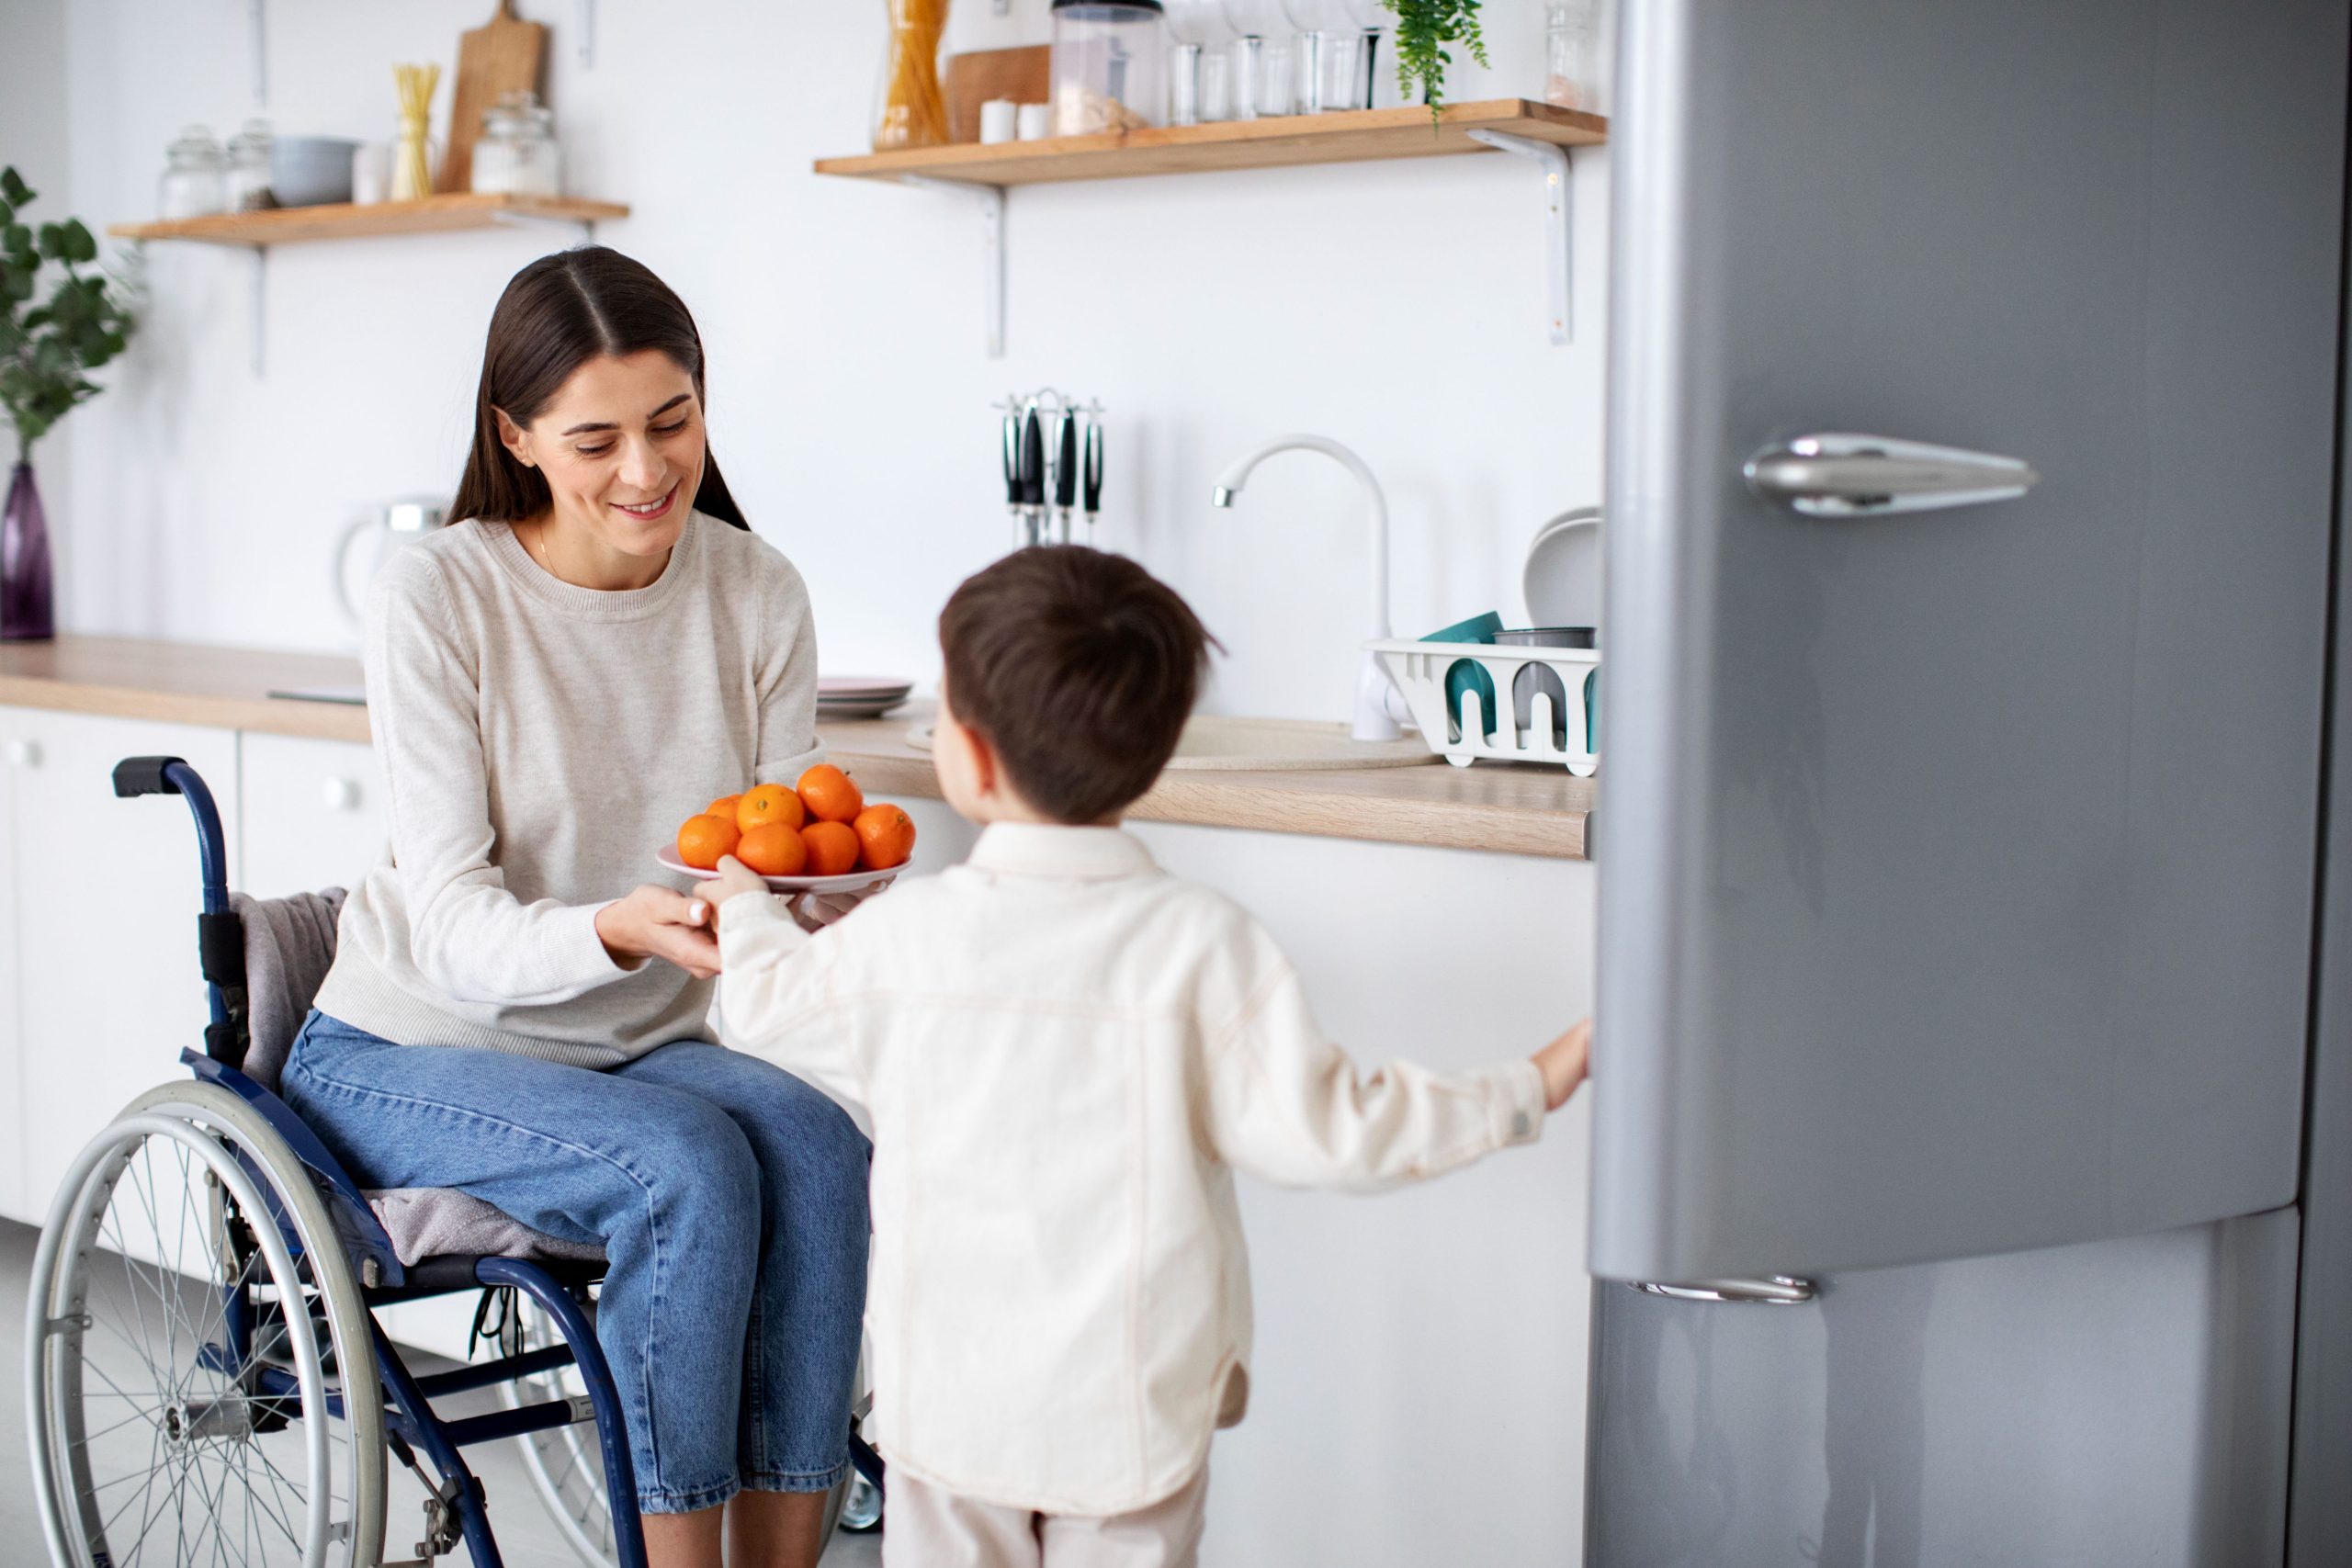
<box><xmin>277</xmin><ymin>247</ymin><xmax>870</xmax><ymax>1568</ymax></box>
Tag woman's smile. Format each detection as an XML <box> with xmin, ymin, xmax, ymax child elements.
<box><xmin>611</xmin><ymin>483</ymin><xmax>678</xmax><ymax>523</ymax></box>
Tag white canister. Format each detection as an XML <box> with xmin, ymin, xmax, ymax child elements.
<box><xmin>351</xmin><ymin>142</ymin><xmax>391</xmax><ymax>205</ymax></box>
<box><xmin>978</xmin><ymin>99</ymin><xmax>1020</xmax><ymax>144</ymax></box>
<box><xmin>1016</xmin><ymin>103</ymin><xmax>1055</xmax><ymax>141</ymax></box>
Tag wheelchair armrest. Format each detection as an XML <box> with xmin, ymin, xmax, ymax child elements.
<box><xmin>112</xmin><ymin>755</ymin><xmax>189</xmax><ymax>797</ymax></box>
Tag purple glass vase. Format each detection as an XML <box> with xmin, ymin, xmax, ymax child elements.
<box><xmin>2</xmin><ymin>460</ymin><xmax>55</xmax><ymax>641</ymax></box>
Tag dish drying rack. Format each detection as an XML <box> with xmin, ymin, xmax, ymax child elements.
<box><xmin>1369</xmin><ymin>638</ymin><xmax>1600</xmax><ymax>776</ymax></box>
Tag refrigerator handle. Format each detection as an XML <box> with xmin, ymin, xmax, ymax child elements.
<box><xmin>1743</xmin><ymin>432</ymin><xmax>2041</xmax><ymax>517</ymax></box>
<box><xmin>1625</xmin><ymin>1276</ymin><xmax>1817</xmax><ymax>1305</ymax></box>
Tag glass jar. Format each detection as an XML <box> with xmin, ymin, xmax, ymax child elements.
<box><xmin>224</xmin><ymin>118</ymin><xmax>275</xmax><ymax>211</ymax></box>
<box><xmin>874</xmin><ymin>0</ymin><xmax>952</xmax><ymax>152</ymax></box>
<box><xmin>157</xmin><ymin>126</ymin><xmax>227</xmax><ymax>220</ymax></box>
<box><xmin>1051</xmin><ymin>0</ymin><xmax>1170</xmax><ymax>135</ymax></box>
<box><xmin>1545</xmin><ymin>0</ymin><xmax>1603</xmax><ymax>112</ymax></box>
<box><xmin>471</xmin><ymin>90</ymin><xmax>561</xmax><ymax>197</ymax></box>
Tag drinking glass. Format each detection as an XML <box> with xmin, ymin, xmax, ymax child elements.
<box><xmin>1279</xmin><ymin>0</ymin><xmax>1354</xmax><ymax>112</ymax></box>
<box><xmin>1327</xmin><ymin>0</ymin><xmax>1391</xmax><ymax>111</ymax></box>
<box><xmin>1164</xmin><ymin>0</ymin><xmax>1238</xmax><ymax>124</ymax></box>
<box><xmin>1219</xmin><ymin>0</ymin><xmax>1297</xmax><ymax>118</ymax></box>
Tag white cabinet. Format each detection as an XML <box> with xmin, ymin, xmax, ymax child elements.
<box><xmin>7</xmin><ymin>707</ymin><xmax>240</xmax><ymax>1223</ymax></box>
<box><xmin>239</xmin><ymin>731</ymin><xmax>386</xmax><ymax>898</ymax></box>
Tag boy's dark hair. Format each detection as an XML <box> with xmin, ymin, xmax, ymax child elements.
<box><xmin>940</xmin><ymin>547</ymin><xmax>1218</xmax><ymax>824</ymax></box>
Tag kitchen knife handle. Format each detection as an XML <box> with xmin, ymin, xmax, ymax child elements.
<box><xmin>1021</xmin><ymin>408</ymin><xmax>1046</xmax><ymax>508</ymax></box>
<box><xmin>1001</xmin><ymin>412</ymin><xmax>1023</xmax><ymax>507</ymax></box>
<box><xmin>1056</xmin><ymin>413</ymin><xmax>1080</xmax><ymax>509</ymax></box>
<box><xmin>1083</xmin><ymin>419</ymin><xmax>1105</xmax><ymax>514</ymax></box>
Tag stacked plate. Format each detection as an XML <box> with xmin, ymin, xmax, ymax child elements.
<box><xmin>818</xmin><ymin>675</ymin><xmax>914</xmax><ymax>721</ymax></box>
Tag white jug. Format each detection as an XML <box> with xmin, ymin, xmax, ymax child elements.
<box><xmin>335</xmin><ymin>498</ymin><xmax>447</xmax><ymax>637</ymax></box>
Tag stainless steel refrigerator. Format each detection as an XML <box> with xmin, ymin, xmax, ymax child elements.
<box><xmin>1587</xmin><ymin>3</ymin><xmax>2352</xmax><ymax>1563</ymax></box>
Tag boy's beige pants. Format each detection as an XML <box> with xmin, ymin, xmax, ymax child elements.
<box><xmin>882</xmin><ymin>1464</ymin><xmax>1210</xmax><ymax>1568</ymax></box>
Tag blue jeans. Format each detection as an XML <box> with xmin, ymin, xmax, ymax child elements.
<box><xmin>280</xmin><ymin>1010</ymin><xmax>871</xmax><ymax>1514</ymax></box>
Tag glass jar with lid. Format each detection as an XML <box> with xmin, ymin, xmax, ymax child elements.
<box><xmin>158</xmin><ymin>125</ymin><xmax>228</xmax><ymax>220</ymax></box>
<box><xmin>1050</xmin><ymin>0</ymin><xmax>1170</xmax><ymax>136</ymax></box>
<box><xmin>470</xmin><ymin>90</ymin><xmax>561</xmax><ymax>197</ymax></box>
<box><xmin>224</xmin><ymin>118</ymin><xmax>276</xmax><ymax>211</ymax></box>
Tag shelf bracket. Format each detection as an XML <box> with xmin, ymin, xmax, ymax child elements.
<box><xmin>1466</xmin><ymin>129</ymin><xmax>1573</xmax><ymax>346</ymax></box>
<box><xmin>900</xmin><ymin>176</ymin><xmax>1006</xmax><ymax>359</ymax></box>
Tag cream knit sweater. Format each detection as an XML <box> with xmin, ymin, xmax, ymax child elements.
<box><xmin>313</xmin><ymin>511</ymin><xmax>824</xmax><ymax>1066</ymax></box>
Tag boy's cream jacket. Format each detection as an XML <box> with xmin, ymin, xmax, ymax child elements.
<box><xmin>717</xmin><ymin>823</ymin><xmax>1546</xmax><ymax>1516</ymax></box>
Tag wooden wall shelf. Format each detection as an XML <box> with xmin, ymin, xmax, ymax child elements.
<box><xmin>108</xmin><ymin>193</ymin><xmax>628</xmax><ymax>248</ymax></box>
<box><xmin>814</xmin><ymin>98</ymin><xmax>1603</xmax><ymax>356</ymax></box>
<box><xmin>814</xmin><ymin>98</ymin><xmax>1604</xmax><ymax>186</ymax></box>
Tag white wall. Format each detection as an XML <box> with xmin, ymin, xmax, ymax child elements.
<box><xmin>17</xmin><ymin>2</ymin><xmax>1605</xmax><ymax>1561</ymax></box>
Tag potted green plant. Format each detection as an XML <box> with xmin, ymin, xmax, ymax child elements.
<box><xmin>0</xmin><ymin>165</ymin><xmax>135</xmax><ymax>640</ymax></box>
<box><xmin>1381</xmin><ymin>0</ymin><xmax>1488</xmax><ymax>121</ymax></box>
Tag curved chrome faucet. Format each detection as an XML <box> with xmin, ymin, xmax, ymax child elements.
<box><xmin>1212</xmin><ymin>434</ymin><xmax>1401</xmax><ymax>741</ymax></box>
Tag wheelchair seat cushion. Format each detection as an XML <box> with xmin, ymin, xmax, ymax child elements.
<box><xmin>231</xmin><ymin>887</ymin><xmax>346</xmax><ymax>1092</ymax></box>
<box><xmin>368</xmin><ymin>1185</ymin><xmax>606</xmax><ymax>1268</ymax></box>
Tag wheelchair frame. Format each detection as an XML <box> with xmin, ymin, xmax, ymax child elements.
<box><xmin>30</xmin><ymin>755</ymin><xmax>659</xmax><ymax>1568</ymax></box>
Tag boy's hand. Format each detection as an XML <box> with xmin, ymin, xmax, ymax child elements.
<box><xmin>692</xmin><ymin>856</ymin><xmax>772</xmax><ymax>930</ymax></box>
<box><xmin>1532</xmin><ymin>1018</ymin><xmax>1591</xmax><ymax>1111</ymax></box>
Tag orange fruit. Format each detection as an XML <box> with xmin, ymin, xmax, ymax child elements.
<box><xmin>706</xmin><ymin>793</ymin><xmax>743</xmax><ymax>820</ymax></box>
<box><xmin>852</xmin><ymin>804</ymin><xmax>916</xmax><ymax>870</ymax></box>
<box><xmin>737</xmin><ymin>822</ymin><xmax>809</xmax><ymax>878</ymax></box>
<box><xmin>800</xmin><ymin>820</ymin><xmax>860</xmax><ymax>876</ymax></box>
<box><xmin>737</xmin><ymin>784</ymin><xmax>804</xmax><ymax>832</ymax></box>
<box><xmin>676</xmin><ymin>814</ymin><xmax>741</xmax><ymax>871</ymax></box>
<box><xmin>797</xmin><ymin>764</ymin><xmax>865</xmax><ymax>825</ymax></box>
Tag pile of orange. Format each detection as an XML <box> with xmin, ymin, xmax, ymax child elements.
<box><xmin>675</xmin><ymin>765</ymin><xmax>917</xmax><ymax>879</ymax></box>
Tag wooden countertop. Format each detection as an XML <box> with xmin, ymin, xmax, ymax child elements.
<box><xmin>0</xmin><ymin>636</ymin><xmax>1593</xmax><ymax>859</ymax></box>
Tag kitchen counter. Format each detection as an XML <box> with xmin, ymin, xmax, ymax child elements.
<box><xmin>0</xmin><ymin>636</ymin><xmax>1593</xmax><ymax>859</ymax></box>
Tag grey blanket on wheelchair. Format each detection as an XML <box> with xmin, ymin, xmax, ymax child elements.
<box><xmin>231</xmin><ymin>887</ymin><xmax>346</xmax><ymax>1095</ymax></box>
<box><xmin>232</xmin><ymin>887</ymin><xmax>605</xmax><ymax>1269</ymax></box>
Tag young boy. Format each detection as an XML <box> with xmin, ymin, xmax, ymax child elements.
<box><xmin>698</xmin><ymin>547</ymin><xmax>1589</xmax><ymax>1566</ymax></box>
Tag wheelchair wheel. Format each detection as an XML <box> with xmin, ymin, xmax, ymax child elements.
<box><xmin>27</xmin><ymin>1081</ymin><xmax>388</xmax><ymax>1567</ymax></box>
<box><xmin>496</xmin><ymin>1293</ymin><xmax>854</xmax><ymax>1563</ymax></box>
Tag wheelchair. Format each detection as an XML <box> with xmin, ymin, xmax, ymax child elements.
<box><xmin>24</xmin><ymin>758</ymin><xmax>885</xmax><ymax>1566</ymax></box>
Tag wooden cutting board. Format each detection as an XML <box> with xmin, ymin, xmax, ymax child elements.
<box><xmin>944</xmin><ymin>46</ymin><xmax>1052</xmax><ymax>144</ymax></box>
<box><xmin>438</xmin><ymin>0</ymin><xmax>547</xmax><ymax>194</ymax></box>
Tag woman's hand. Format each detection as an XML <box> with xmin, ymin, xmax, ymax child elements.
<box><xmin>1532</xmin><ymin>1017</ymin><xmax>1591</xmax><ymax>1111</ymax></box>
<box><xmin>594</xmin><ymin>884</ymin><xmax>722</xmax><ymax>979</ymax></box>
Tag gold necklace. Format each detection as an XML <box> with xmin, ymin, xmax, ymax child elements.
<box><xmin>525</xmin><ymin>519</ymin><xmax>553</xmax><ymax>575</ymax></box>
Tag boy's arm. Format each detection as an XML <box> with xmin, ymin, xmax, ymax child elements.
<box><xmin>706</xmin><ymin>868</ymin><xmax>872</xmax><ymax>1131</ymax></box>
<box><xmin>1203</xmin><ymin>957</ymin><xmax>1555</xmax><ymax>1194</ymax></box>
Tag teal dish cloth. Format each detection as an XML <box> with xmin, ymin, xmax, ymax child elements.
<box><xmin>1424</xmin><ymin>612</ymin><xmax>1504</xmax><ymax>741</ymax></box>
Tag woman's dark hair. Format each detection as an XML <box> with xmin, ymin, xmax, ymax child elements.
<box><xmin>450</xmin><ymin>246</ymin><xmax>749</xmax><ymax>529</ymax></box>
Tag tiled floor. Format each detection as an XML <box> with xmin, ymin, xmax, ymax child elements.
<box><xmin>1</xmin><ymin>1218</ymin><xmax>884</xmax><ymax>1566</ymax></box>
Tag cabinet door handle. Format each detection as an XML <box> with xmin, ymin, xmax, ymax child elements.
<box><xmin>4</xmin><ymin>739</ymin><xmax>40</xmax><ymax>768</ymax></box>
<box><xmin>322</xmin><ymin>776</ymin><xmax>361</xmax><ymax>811</ymax></box>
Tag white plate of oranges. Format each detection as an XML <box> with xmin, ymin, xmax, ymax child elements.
<box><xmin>662</xmin><ymin>765</ymin><xmax>917</xmax><ymax>893</ymax></box>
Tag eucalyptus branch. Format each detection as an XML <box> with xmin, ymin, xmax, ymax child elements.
<box><xmin>0</xmin><ymin>165</ymin><xmax>136</xmax><ymax>461</ymax></box>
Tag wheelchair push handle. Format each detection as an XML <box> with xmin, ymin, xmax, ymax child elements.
<box><xmin>111</xmin><ymin>754</ymin><xmax>188</xmax><ymax>797</ymax></box>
